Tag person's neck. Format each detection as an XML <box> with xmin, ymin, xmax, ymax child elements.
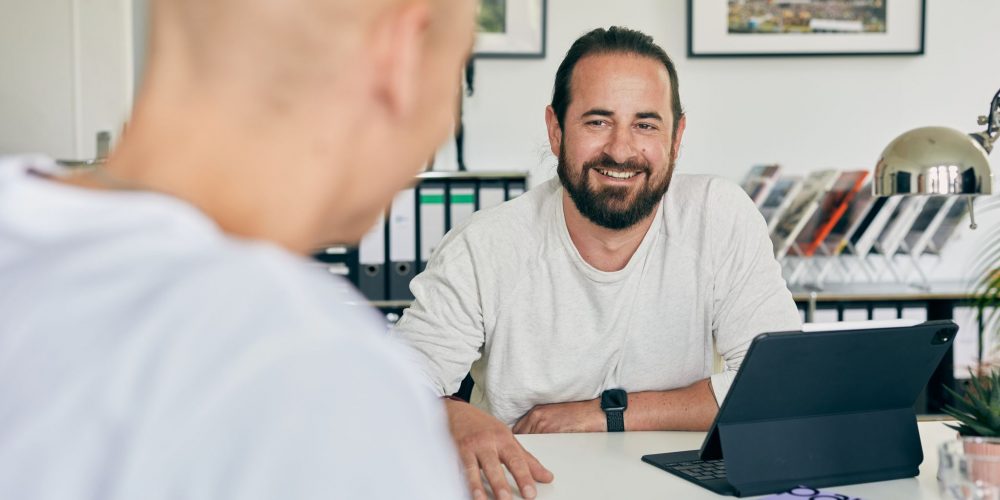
<box><xmin>562</xmin><ymin>193</ymin><xmax>658</xmax><ymax>272</ymax></box>
<box><xmin>65</xmin><ymin>82</ymin><xmax>355</xmax><ymax>255</ymax></box>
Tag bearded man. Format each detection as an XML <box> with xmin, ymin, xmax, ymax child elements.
<box><xmin>393</xmin><ymin>26</ymin><xmax>800</xmax><ymax>500</ymax></box>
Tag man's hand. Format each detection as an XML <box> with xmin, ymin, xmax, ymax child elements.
<box><xmin>512</xmin><ymin>399</ymin><xmax>605</xmax><ymax>434</ymax></box>
<box><xmin>445</xmin><ymin>399</ymin><xmax>553</xmax><ymax>500</ymax></box>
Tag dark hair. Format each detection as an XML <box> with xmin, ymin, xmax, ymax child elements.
<box><xmin>551</xmin><ymin>26</ymin><xmax>684</xmax><ymax>131</ymax></box>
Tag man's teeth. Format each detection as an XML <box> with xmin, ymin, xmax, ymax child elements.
<box><xmin>598</xmin><ymin>169</ymin><xmax>639</xmax><ymax>179</ymax></box>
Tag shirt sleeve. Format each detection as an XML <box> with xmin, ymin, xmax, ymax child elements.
<box><xmin>708</xmin><ymin>179</ymin><xmax>802</xmax><ymax>404</ymax></box>
<box><xmin>390</xmin><ymin>229</ymin><xmax>486</xmax><ymax>397</ymax></box>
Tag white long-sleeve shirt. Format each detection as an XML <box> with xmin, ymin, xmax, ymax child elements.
<box><xmin>0</xmin><ymin>156</ymin><xmax>467</xmax><ymax>500</ymax></box>
<box><xmin>393</xmin><ymin>175</ymin><xmax>802</xmax><ymax>426</ymax></box>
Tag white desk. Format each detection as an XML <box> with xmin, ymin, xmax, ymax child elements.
<box><xmin>514</xmin><ymin>421</ymin><xmax>955</xmax><ymax>499</ymax></box>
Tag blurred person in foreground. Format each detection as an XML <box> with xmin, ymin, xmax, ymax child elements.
<box><xmin>0</xmin><ymin>0</ymin><xmax>475</xmax><ymax>498</ymax></box>
<box><xmin>393</xmin><ymin>26</ymin><xmax>800</xmax><ymax>500</ymax></box>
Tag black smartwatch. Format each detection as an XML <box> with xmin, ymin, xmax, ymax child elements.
<box><xmin>600</xmin><ymin>388</ymin><xmax>628</xmax><ymax>432</ymax></box>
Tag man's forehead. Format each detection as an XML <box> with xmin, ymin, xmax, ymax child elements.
<box><xmin>569</xmin><ymin>53</ymin><xmax>672</xmax><ymax>111</ymax></box>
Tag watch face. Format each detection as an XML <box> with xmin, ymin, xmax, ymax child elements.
<box><xmin>601</xmin><ymin>389</ymin><xmax>627</xmax><ymax>410</ymax></box>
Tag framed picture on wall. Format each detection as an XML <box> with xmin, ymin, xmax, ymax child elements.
<box><xmin>689</xmin><ymin>0</ymin><xmax>926</xmax><ymax>57</ymax></box>
<box><xmin>474</xmin><ymin>0</ymin><xmax>546</xmax><ymax>58</ymax></box>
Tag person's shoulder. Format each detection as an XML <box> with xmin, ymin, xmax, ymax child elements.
<box><xmin>152</xmin><ymin>236</ymin><xmax>408</xmax><ymax>372</ymax></box>
<box><xmin>669</xmin><ymin>174</ymin><xmax>748</xmax><ymax>203</ymax></box>
<box><xmin>149</xmin><ymin>239</ymin><xmax>412</xmax><ymax>402</ymax></box>
<box><xmin>171</xmin><ymin>239</ymin><xmax>376</xmax><ymax>329</ymax></box>
<box><xmin>668</xmin><ymin>174</ymin><xmax>756</xmax><ymax>218</ymax></box>
<box><xmin>661</xmin><ymin>174</ymin><xmax>764</xmax><ymax>249</ymax></box>
<box><xmin>468</xmin><ymin>177</ymin><xmax>557</xmax><ymax>228</ymax></box>
<box><xmin>446</xmin><ymin>177</ymin><xmax>558</xmax><ymax>247</ymax></box>
<box><xmin>179</xmin><ymin>245</ymin><xmax>445</xmax><ymax>422</ymax></box>
<box><xmin>124</xmin><ymin>245</ymin><xmax>462</xmax><ymax>497</ymax></box>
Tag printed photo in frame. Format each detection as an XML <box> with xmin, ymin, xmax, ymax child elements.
<box><xmin>689</xmin><ymin>0</ymin><xmax>925</xmax><ymax>57</ymax></box>
<box><xmin>474</xmin><ymin>0</ymin><xmax>547</xmax><ymax>58</ymax></box>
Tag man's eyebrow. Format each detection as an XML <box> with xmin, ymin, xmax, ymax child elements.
<box><xmin>580</xmin><ymin>109</ymin><xmax>664</xmax><ymax>121</ymax></box>
<box><xmin>581</xmin><ymin>108</ymin><xmax>614</xmax><ymax>118</ymax></box>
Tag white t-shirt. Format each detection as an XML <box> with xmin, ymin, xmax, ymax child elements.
<box><xmin>393</xmin><ymin>175</ymin><xmax>802</xmax><ymax>426</ymax></box>
<box><xmin>0</xmin><ymin>156</ymin><xmax>467</xmax><ymax>500</ymax></box>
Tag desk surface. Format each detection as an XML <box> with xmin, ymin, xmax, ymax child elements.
<box><xmin>514</xmin><ymin>421</ymin><xmax>954</xmax><ymax>499</ymax></box>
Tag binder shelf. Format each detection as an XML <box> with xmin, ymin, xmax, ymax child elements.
<box><xmin>312</xmin><ymin>171</ymin><xmax>528</xmax><ymax>302</ymax></box>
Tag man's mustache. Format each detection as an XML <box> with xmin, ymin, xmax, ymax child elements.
<box><xmin>581</xmin><ymin>154</ymin><xmax>651</xmax><ymax>174</ymax></box>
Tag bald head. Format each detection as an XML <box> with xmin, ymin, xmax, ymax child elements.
<box><xmin>110</xmin><ymin>0</ymin><xmax>475</xmax><ymax>250</ymax></box>
<box><xmin>149</xmin><ymin>0</ymin><xmax>462</xmax><ymax>97</ymax></box>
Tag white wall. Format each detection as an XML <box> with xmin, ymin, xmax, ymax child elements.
<box><xmin>132</xmin><ymin>0</ymin><xmax>148</xmax><ymax>92</ymax></box>
<box><xmin>0</xmin><ymin>1</ymin><xmax>76</xmax><ymax>158</ymax></box>
<box><xmin>0</xmin><ymin>0</ymin><xmax>134</xmax><ymax>160</ymax></box>
<box><xmin>461</xmin><ymin>0</ymin><xmax>1000</xmax><ymax>283</ymax></box>
<box><xmin>463</xmin><ymin>0</ymin><xmax>999</xmax><ymax>184</ymax></box>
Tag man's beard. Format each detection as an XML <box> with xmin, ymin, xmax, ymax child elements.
<box><xmin>557</xmin><ymin>146</ymin><xmax>675</xmax><ymax>230</ymax></box>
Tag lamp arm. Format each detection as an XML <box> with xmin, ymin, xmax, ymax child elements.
<box><xmin>966</xmin><ymin>87</ymin><xmax>1000</xmax><ymax>231</ymax></box>
<box><xmin>982</xmin><ymin>87</ymin><xmax>1000</xmax><ymax>138</ymax></box>
<box><xmin>971</xmin><ymin>87</ymin><xmax>1000</xmax><ymax>154</ymax></box>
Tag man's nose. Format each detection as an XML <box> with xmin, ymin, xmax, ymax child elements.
<box><xmin>603</xmin><ymin>126</ymin><xmax>639</xmax><ymax>165</ymax></box>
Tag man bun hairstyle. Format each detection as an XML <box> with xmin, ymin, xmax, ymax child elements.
<box><xmin>551</xmin><ymin>26</ymin><xmax>684</xmax><ymax>131</ymax></box>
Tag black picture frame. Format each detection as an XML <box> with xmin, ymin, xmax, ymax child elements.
<box><xmin>474</xmin><ymin>0</ymin><xmax>547</xmax><ymax>59</ymax></box>
<box><xmin>688</xmin><ymin>0</ymin><xmax>926</xmax><ymax>58</ymax></box>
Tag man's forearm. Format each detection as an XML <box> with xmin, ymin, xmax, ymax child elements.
<box><xmin>623</xmin><ymin>378</ymin><xmax>718</xmax><ymax>432</ymax></box>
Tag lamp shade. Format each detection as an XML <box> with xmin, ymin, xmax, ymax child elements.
<box><xmin>873</xmin><ymin>126</ymin><xmax>993</xmax><ymax>196</ymax></box>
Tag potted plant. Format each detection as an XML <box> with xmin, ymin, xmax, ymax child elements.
<box><xmin>944</xmin><ymin>367</ymin><xmax>1000</xmax><ymax>483</ymax></box>
<box><xmin>945</xmin><ymin>369</ymin><xmax>1000</xmax><ymax>437</ymax></box>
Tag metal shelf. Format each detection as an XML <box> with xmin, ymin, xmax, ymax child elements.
<box><xmin>417</xmin><ymin>171</ymin><xmax>528</xmax><ymax>181</ymax></box>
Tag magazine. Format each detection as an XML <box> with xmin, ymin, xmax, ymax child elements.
<box><xmin>792</xmin><ymin>170</ymin><xmax>869</xmax><ymax>257</ymax></box>
<box><xmin>825</xmin><ymin>182</ymin><xmax>877</xmax><ymax>256</ymax></box>
<box><xmin>902</xmin><ymin>196</ymin><xmax>953</xmax><ymax>256</ymax></box>
<box><xmin>770</xmin><ymin>170</ymin><xmax>839</xmax><ymax>260</ymax></box>
<box><xmin>740</xmin><ymin>164</ymin><xmax>782</xmax><ymax>206</ymax></box>
<box><xmin>846</xmin><ymin>195</ymin><xmax>903</xmax><ymax>258</ymax></box>
<box><xmin>876</xmin><ymin>196</ymin><xmax>929</xmax><ymax>256</ymax></box>
<box><xmin>761</xmin><ymin>176</ymin><xmax>804</xmax><ymax>231</ymax></box>
<box><xmin>926</xmin><ymin>198</ymin><xmax>971</xmax><ymax>255</ymax></box>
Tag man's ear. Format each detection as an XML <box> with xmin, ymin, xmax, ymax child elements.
<box><xmin>369</xmin><ymin>1</ymin><xmax>431</xmax><ymax>119</ymax></box>
<box><xmin>671</xmin><ymin>114</ymin><xmax>687</xmax><ymax>160</ymax></box>
<box><xmin>544</xmin><ymin>105</ymin><xmax>563</xmax><ymax>158</ymax></box>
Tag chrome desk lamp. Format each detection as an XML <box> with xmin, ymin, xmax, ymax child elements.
<box><xmin>873</xmin><ymin>88</ymin><xmax>999</xmax><ymax>229</ymax></box>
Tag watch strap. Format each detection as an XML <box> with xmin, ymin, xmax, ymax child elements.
<box><xmin>606</xmin><ymin>409</ymin><xmax>624</xmax><ymax>432</ymax></box>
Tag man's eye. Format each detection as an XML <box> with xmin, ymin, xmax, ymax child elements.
<box><xmin>636</xmin><ymin>123</ymin><xmax>657</xmax><ymax>131</ymax></box>
<box><xmin>587</xmin><ymin>120</ymin><xmax>608</xmax><ymax>127</ymax></box>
